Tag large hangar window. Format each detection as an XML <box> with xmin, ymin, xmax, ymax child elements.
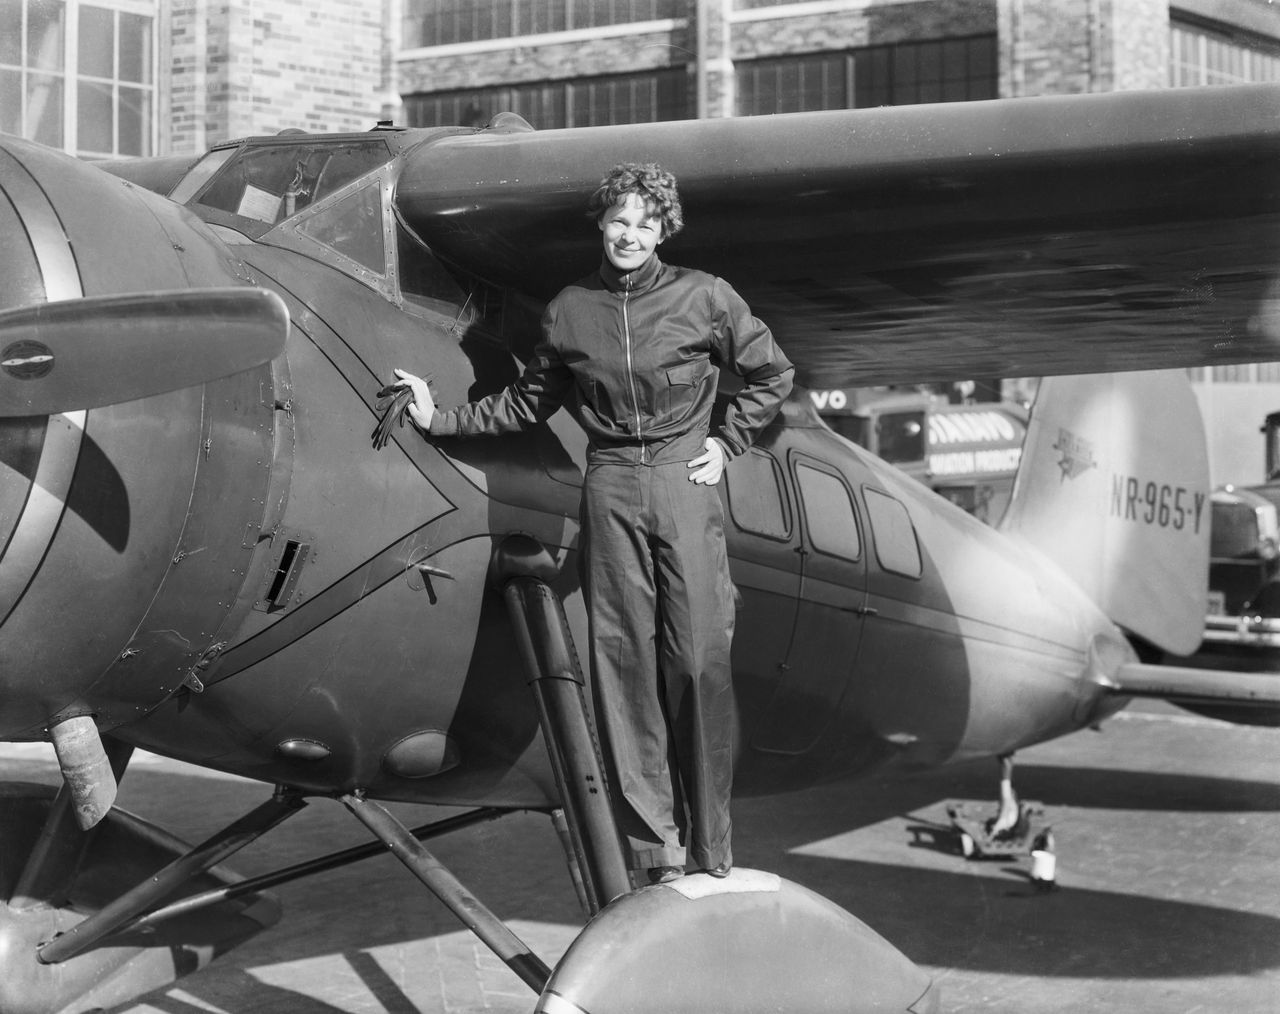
<box><xmin>403</xmin><ymin>69</ymin><xmax>690</xmax><ymax>129</ymax></box>
<box><xmin>403</xmin><ymin>0</ymin><xmax>680</xmax><ymax>48</ymax></box>
<box><xmin>0</xmin><ymin>0</ymin><xmax>155</xmax><ymax>157</ymax></box>
<box><xmin>735</xmin><ymin>35</ymin><xmax>996</xmax><ymax>115</ymax></box>
<box><xmin>1171</xmin><ymin>13</ymin><xmax>1280</xmax><ymax>386</ymax></box>
<box><xmin>1171</xmin><ymin>16</ymin><xmax>1280</xmax><ymax>87</ymax></box>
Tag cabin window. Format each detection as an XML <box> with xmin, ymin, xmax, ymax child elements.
<box><xmin>863</xmin><ymin>487</ymin><xmax>922</xmax><ymax>578</ymax></box>
<box><xmin>796</xmin><ymin>463</ymin><xmax>860</xmax><ymax>561</ymax></box>
<box><xmin>726</xmin><ymin>448</ymin><xmax>791</xmax><ymax>541</ymax></box>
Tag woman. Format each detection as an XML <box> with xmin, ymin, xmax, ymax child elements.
<box><xmin>391</xmin><ymin>163</ymin><xmax>794</xmax><ymax>884</ymax></box>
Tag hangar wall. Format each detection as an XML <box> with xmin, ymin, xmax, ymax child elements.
<box><xmin>166</xmin><ymin>0</ymin><xmax>393</xmax><ymax>149</ymax></box>
<box><xmin>3</xmin><ymin>0</ymin><xmax>1278</xmax><ymax>484</ymax></box>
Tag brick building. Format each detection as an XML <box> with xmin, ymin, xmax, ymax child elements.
<box><xmin>5</xmin><ymin>1</ymin><xmax>1277</xmax><ymax>157</ymax></box>
<box><xmin>395</xmin><ymin>0</ymin><xmax>1278</xmax><ymax>126</ymax></box>
<box><xmin>1</xmin><ymin>0</ymin><xmax>396</xmax><ymax>156</ymax></box>
<box><xmin>2</xmin><ymin>0</ymin><xmax>1278</xmax><ymax>481</ymax></box>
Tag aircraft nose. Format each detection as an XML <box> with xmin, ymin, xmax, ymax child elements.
<box><xmin>0</xmin><ymin>137</ymin><xmax>284</xmax><ymax>738</ymax></box>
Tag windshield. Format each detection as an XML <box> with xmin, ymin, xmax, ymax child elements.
<box><xmin>1211</xmin><ymin>491</ymin><xmax>1279</xmax><ymax>560</ymax></box>
<box><xmin>175</xmin><ymin>138</ymin><xmax>393</xmax><ymax>236</ymax></box>
<box><xmin>171</xmin><ymin>133</ymin><xmax>469</xmax><ymax>312</ymax></box>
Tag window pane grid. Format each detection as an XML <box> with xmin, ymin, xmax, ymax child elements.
<box><xmin>1196</xmin><ymin>362</ymin><xmax>1280</xmax><ymax>384</ymax></box>
<box><xmin>76</xmin><ymin>2</ymin><xmax>154</xmax><ymax>157</ymax></box>
<box><xmin>735</xmin><ymin>35</ymin><xmax>996</xmax><ymax>116</ymax></box>
<box><xmin>403</xmin><ymin>0</ymin><xmax>678</xmax><ymax>48</ymax></box>
<box><xmin>2</xmin><ymin>2</ymin><xmax>153</xmax><ymax>157</ymax></box>
<box><xmin>404</xmin><ymin>67</ymin><xmax>690</xmax><ymax>129</ymax></box>
<box><xmin>1171</xmin><ymin>20</ymin><xmax>1280</xmax><ymax>89</ymax></box>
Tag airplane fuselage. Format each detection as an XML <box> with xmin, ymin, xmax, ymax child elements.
<box><xmin>0</xmin><ymin>128</ymin><xmax>1131</xmax><ymax>815</ymax></box>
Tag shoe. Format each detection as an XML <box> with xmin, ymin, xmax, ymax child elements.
<box><xmin>648</xmin><ymin>865</ymin><xmax>683</xmax><ymax>885</ymax></box>
<box><xmin>704</xmin><ymin>862</ymin><xmax>731</xmax><ymax>879</ymax></box>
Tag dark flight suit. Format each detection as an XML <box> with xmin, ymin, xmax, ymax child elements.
<box><xmin>427</xmin><ymin>254</ymin><xmax>794</xmax><ymax>872</ymax></box>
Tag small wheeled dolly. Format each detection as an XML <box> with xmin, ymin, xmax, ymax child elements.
<box><xmin>946</xmin><ymin>800</ymin><xmax>1047</xmax><ymax>859</ymax></box>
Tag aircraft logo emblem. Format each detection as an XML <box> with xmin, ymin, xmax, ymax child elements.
<box><xmin>1053</xmin><ymin>427</ymin><xmax>1097</xmax><ymax>481</ymax></box>
<box><xmin>2</xmin><ymin>340</ymin><xmax>54</xmax><ymax>380</ymax></box>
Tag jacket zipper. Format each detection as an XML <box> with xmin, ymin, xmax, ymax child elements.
<box><xmin>622</xmin><ymin>277</ymin><xmax>645</xmax><ymax>462</ymax></box>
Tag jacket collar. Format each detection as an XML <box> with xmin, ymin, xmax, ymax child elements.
<box><xmin>599</xmin><ymin>252</ymin><xmax>663</xmax><ymax>294</ymax></box>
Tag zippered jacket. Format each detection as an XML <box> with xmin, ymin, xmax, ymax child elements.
<box><xmin>428</xmin><ymin>255</ymin><xmax>795</xmax><ymax>464</ymax></box>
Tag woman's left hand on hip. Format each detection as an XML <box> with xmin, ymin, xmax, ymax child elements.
<box><xmin>687</xmin><ymin>438</ymin><xmax>727</xmax><ymax>485</ymax></box>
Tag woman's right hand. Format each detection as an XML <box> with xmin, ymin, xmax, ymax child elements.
<box><xmin>392</xmin><ymin>368</ymin><xmax>436</xmax><ymax>430</ymax></box>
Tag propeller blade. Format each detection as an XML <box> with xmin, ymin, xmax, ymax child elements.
<box><xmin>0</xmin><ymin>287</ymin><xmax>290</xmax><ymax>417</ymax></box>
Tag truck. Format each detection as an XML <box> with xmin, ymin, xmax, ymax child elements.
<box><xmin>807</xmin><ymin>387</ymin><xmax>1028</xmax><ymax>525</ymax></box>
<box><xmin>1160</xmin><ymin>411</ymin><xmax>1280</xmax><ymax>725</ymax></box>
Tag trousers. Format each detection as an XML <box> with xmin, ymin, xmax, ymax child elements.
<box><xmin>579</xmin><ymin>457</ymin><xmax>736</xmax><ymax>872</ymax></box>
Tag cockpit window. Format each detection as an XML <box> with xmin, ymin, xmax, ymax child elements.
<box><xmin>297</xmin><ymin>184</ymin><xmax>385</xmax><ymax>274</ymax></box>
<box><xmin>177</xmin><ymin>138</ymin><xmax>392</xmax><ymax>235</ymax></box>
<box><xmin>397</xmin><ymin>219</ymin><xmax>468</xmax><ymax>313</ymax></box>
<box><xmin>168</xmin><ymin>148</ymin><xmax>236</xmax><ymax>206</ymax></box>
<box><xmin>172</xmin><ymin>134</ymin><xmax>468</xmax><ymax>315</ymax></box>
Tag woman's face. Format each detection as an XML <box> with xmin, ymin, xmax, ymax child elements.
<box><xmin>599</xmin><ymin>193</ymin><xmax>664</xmax><ymax>273</ymax></box>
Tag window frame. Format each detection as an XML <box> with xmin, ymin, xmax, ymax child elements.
<box><xmin>402</xmin><ymin>0</ymin><xmax>681</xmax><ymax>49</ymax></box>
<box><xmin>735</xmin><ymin>34</ymin><xmax>997</xmax><ymax>116</ymax></box>
<box><xmin>1171</xmin><ymin>13</ymin><xmax>1280</xmax><ymax>89</ymax></box>
<box><xmin>725</xmin><ymin>446</ymin><xmax>793</xmax><ymax>543</ymax></box>
<box><xmin>793</xmin><ymin>457</ymin><xmax>863</xmax><ymax>564</ymax></box>
<box><xmin>402</xmin><ymin>67</ymin><xmax>692</xmax><ymax>129</ymax></box>
<box><xmin>861</xmin><ymin>485</ymin><xmax>923</xmax><ymax>580</ymax></box>
<box><xmin>0</xmin><ymin>0</ymin><xmax>158</xmax><ymax>157</ymax></box>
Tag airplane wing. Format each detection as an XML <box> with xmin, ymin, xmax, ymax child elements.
<box><xmin>397</xmin><ymin>84</ymin><xmax>1280</xmax><ymax>388</ymax></box>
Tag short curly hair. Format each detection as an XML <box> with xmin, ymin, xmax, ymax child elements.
<box><xmin>586</xmin><ymin>162</ymin><xmax>684</xmax><ymax>239</ymax></box>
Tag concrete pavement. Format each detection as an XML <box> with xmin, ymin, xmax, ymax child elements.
<box><xmin>2</xmin><ymin>699</ymin><xmax>1276</xmax><ymax>1013</ymax></box>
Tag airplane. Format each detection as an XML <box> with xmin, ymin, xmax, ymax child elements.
<box><xmin>2</xmin><ymin>81</ymin><xmax>1280</xmax><ymax>1014</ymax></box>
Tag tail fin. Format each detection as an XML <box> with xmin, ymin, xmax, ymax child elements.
<box><xmin>998</xmin><ymin>371</ymin><xmax>1209</xmax><ymax>656</ymax></box>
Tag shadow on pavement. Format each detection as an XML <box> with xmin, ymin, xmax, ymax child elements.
<box><xmin>744</xmin><ymin>853</ymin><xmax>1280</xmax><ymax>979</ymax></box>
<box><xmin>81</xmin><ymin>758</ymin><xmax>1280</xmax><ymax>984</ymax></box>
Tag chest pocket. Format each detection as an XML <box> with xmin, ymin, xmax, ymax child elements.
<box><xmin>663</xmin><ymin>362</ymin><xmax>703</xmax><ymax>416</ymax></box>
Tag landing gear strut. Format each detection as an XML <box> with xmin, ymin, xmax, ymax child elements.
<box><xmin>486</xmin><ymin>537</ymin><xmax>940</xmax><ymax>1014</ymax></box>
<box><xmin>0</xmin><ymin>740</ymin><xmax>285</xmax><ymax>1014</ymax></box>
<box><xmin>0</xmin><ymin>540</ymin><xmax>941</xmax><ymax>1014</ymax></box>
